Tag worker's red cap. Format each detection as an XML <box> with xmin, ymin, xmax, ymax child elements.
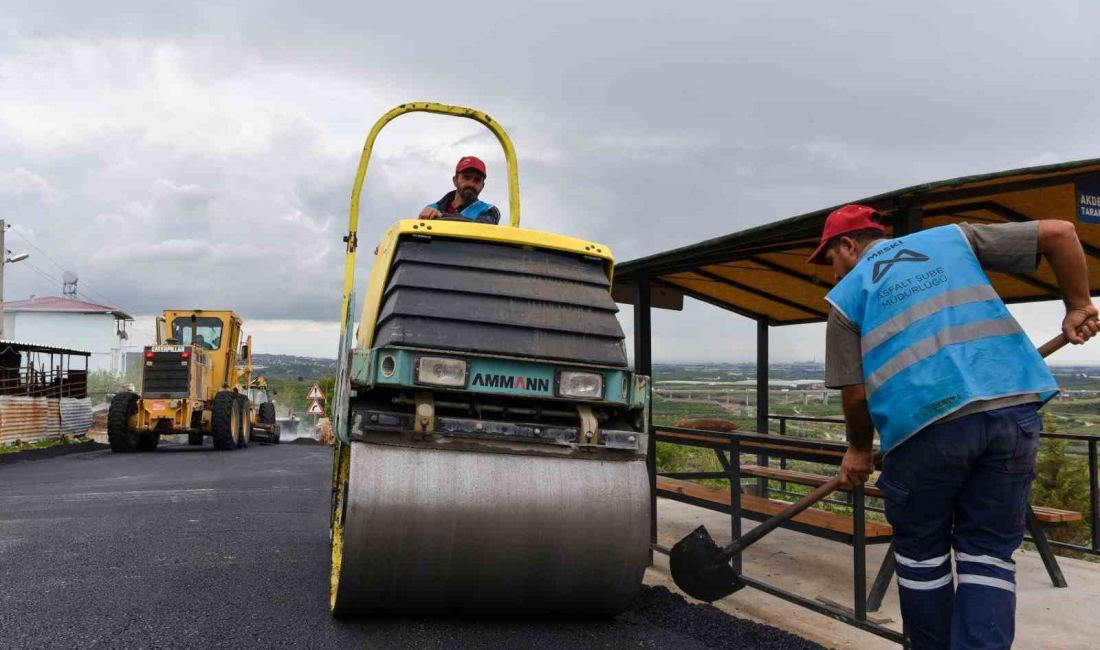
<box><xmin>806</xmin><ymin>204</ymin><xmax>886</xmax><ymax>265</ymax></box>
<box><xmin>455</xmin><ymin>156</ymin><xmax>487</xmax><ymax>177</ymax></box>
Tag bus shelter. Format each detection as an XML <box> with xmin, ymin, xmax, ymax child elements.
<box><xmin>613</xmin><ymin>157</ymin><xmax>1100</xmax><ymax>642</ymax></box>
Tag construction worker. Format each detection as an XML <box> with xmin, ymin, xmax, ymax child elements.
<box><xmin>808</xmin><ymin>204</ymin><xmax>1097</xmax><ymax>650</ymax></box>
<box><xmin>418</xmin><ymin>156</ymin><xmax>501</xmax><ymax>224</ymax></box>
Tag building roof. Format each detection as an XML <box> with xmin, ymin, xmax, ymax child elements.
<box><xmin>614</xmin><ymin>157</ymin><xmax>1100</xmax><ymax>325</ymax></box>
<box><xmin>0</xmin><ymin>340</ymin><xmax>91</xmax><ymax>356</ymax></box>
<box><xmin>2</xmin><ymin>296</ymin><xmax>133</xmax><ymax>321</ymax></box>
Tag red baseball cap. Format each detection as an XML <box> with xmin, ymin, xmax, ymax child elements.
<box><xmin>455</xmin><ymin>156</ymin><xmax>487</xmax><ymax>177</ymax></box>
<box><xmin>806</xmin><ymin>204</ymin><xmax>886</xmax><ymax>265</ymax></box>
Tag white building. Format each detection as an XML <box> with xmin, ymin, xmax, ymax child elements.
<box><xmin>1</xmin><ymin>297</ymin><xmax>133</xmax><ymax>374</ymax></box>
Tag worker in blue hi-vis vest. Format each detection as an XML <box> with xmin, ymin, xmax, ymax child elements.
<box><xmin>418</xmin><ymin>155</ymin><xmax>501</xmax><ymax>224</ymax></box>
<box><xmin>808</xmin><ymin>204</ymin><xmax>1099</xmax><ymax>650</ymax></box>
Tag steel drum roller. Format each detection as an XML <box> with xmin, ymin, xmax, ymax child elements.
<box><xmin>331</xmin><ymin>442</ymin><xmax>650</xmax><ymax>614</ymax></box>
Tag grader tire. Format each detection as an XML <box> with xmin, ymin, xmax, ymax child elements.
<box><xmin>258</xmin><ymin>402</ymin><xmax>276</xmax><ymax>426</ymax></box>
<box><xmin>211</xmin><ymin>391</ymin><xmax>238</xmax><ymax>451</ymax></box>
<box><xmin>187</xmin><ymin>432</ymin><xmax>204</xmax><ymax>446</ymax></box>
<box><xmin>237</xmin><ymin>395</ymin><xmax>251</xmax><ymax>449</ymax></box>
<box><xmin>107</xmin><ymin>392</ymin><xmax>141</xmax><ymax>453</ymax></box>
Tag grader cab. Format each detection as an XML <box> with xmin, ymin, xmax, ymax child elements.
<box><xmin>107</xmin><ymin>309</ymin><xmax>275</xmax><ymax>451</ymax></box>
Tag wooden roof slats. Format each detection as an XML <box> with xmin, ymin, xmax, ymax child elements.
<box><xmin>616</xmin><ymin>157</ymin><xmax>1100</xmax><ymax>324</ymax></box>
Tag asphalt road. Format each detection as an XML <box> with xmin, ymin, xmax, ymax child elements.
<box><xmin>0</xmin><ymin>441</ymin><xmax>820</xmax><ymax>649</ymax></box>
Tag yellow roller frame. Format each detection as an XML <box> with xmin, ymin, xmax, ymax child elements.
<box><xmin>337</xmin><ymin>102</ymin><xmax>522</xmax><ymax>342</ymax></box>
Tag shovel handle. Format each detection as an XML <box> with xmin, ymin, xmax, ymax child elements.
<box><xmin>721</xmin><ymin>476</ymin><xmax>844</xmax><ymax>559</ymax></box>
<box><xmin>1038</xmin><ymin>333</ymin><xmax>1068</xmax><ymax>359</ymax></box>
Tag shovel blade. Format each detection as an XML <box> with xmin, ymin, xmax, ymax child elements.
<box><xmin>669</xmin><ymin>525</ymin><xmax>745</xmax><ymax>602</ymax></box>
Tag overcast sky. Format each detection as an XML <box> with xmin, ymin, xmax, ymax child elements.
<box><xmin>2</xmin><ymin>1</ymin><xmax>1099</xmax><ymax>363</ymax></box>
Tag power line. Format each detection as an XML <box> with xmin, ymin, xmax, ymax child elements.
<box><xmin>15</xmin><ymin>259</ymin><xmax>63</xmax><ymax>295</ymax></box>
<box><xmin>8</xmin><ymin>226</ymin><xmax>122</xmax><ymax>307</ymax></box>
<box><xmin>6</xmin><ymin>259</ymin><xmax>131</xmax><ymax>319</ymax></box>
<box><xmin>8</xmin><ymin>228</ymin><xmax>67</xmax><ymax>273</ymax></box>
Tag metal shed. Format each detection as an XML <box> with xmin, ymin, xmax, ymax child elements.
<box><xmin>0</xmin><ymin>340</ymin><xmax>92</xmax><ymax>443</ymax></box>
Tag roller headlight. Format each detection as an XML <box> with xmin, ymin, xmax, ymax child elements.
<box><xmin>416</xmin><ymin>356</ymin><xmax>468</xmax><ymax>387</ymax></box>
<box><xmin>558</xmin><ymin>371</ymin><xmax>604</xmax><ymax>399</ymax></box>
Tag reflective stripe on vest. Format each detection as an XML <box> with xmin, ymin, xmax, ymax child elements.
<box><xmin>826</xmin><ymin>225</ymin><xmax>1058</xmax><ymax>453</ymax></box>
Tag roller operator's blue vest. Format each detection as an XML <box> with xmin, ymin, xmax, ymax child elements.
<box><xmin>426</xmin><ymin>198</ymin><xmax>498</xmax><ymax>223</ymax></box>
<box><xmin>826</xmin><ymin>225</ymin><xmax>1058</xmax><ymax>454</ymax></box>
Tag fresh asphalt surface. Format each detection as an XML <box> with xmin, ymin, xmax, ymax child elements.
<box><xmin>0</xmin><ymin>440</ymin><xmax>821</xmax><ymax>649</ymax></box>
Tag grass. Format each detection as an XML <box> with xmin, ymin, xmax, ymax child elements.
<box><xmin>0</xmin><ymin>436</ymin><xmax>87</xmax><ymax>455</ymax></box>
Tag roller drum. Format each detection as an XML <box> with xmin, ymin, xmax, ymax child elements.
<box><xmin>331</xmin><ymin>442</ymin><xmax>650</xmax><ymax>615</ymax></box>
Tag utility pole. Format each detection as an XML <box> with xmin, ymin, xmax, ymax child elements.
<box><xmin>0</xmin><ymin>219</ymin><xmax>31</xmax><ymax>340</ymax></box>
<box><xmin>1</xmin><ymin>218</ymin><xmax>6</xmax><ymax>340</ymax></box>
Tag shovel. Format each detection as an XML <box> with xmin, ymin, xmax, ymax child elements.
<box><xmin>670</xmin><ymin>332</ymin><xmax>1070</xmax><ymax>602</ymax></box>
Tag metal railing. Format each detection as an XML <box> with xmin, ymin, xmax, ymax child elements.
<box><xmin>1026</xmin><ymin>431</ymin><xmax>1100</xmax><ymax>557</ymax></box>
<box><xmin>764</xmin><ymin>414</ymin><xmax>1100</xmax><ymax>558</ymax></box>
<box><xmin>653</xmin><ymin>424</ymin><xmax>903</xmax><ymax>644</ymax></box>
<box><xmin>0</xmin><ymin>369</ymin><xmax>88</xmax><ymax>399</ymax></box>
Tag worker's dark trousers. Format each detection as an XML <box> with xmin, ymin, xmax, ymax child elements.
<box><xmin>877</xmin><ymin>403</ymin><xmax>1042</xmax><ymax>650</ymax></box>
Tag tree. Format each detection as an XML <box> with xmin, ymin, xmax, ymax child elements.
<box><xmin>1032</xmin><ymin>415</ymin><xmax>1091</xmax><ymax>548</ymax></box>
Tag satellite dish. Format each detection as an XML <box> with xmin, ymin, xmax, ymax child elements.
<box><xmin>62</xmin><ymin>271</ymin><xmax>79</xmax><ymax>299</ymax></box>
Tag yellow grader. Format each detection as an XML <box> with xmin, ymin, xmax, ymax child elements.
<box><xmin>107</xmin><ymin>309</ymin><xmax>279</xmax><ymax>451</ymax></box>
<box><xmin>327</xmin><ymin>103</ymin><xmax>652</xmax><ymax>615</ymax></box>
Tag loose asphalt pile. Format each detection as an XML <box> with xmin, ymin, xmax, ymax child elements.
<box><xmin>0</xmin><ymin>439</ymin><xmax>107</xmax><ymax>465</ymax></box>
<box><xmin>621</xmin><ymin>586</ymin><xmax>824</xmax><ymax>649</ymax></box>
<box><xmin>0</xmin><ymin>442</ymin><xmax>823</xmax><ymax>649</ymax></box>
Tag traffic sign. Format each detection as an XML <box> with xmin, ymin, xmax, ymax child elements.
<box><xmin>308</xmin><ymin>400</ymin><xmax>324</xmax><ymax>415</ymax></box>
<box><xmin>307</xmin><ymin>384</ymin><xmax>325</xmax><ymax>400</ymax></box>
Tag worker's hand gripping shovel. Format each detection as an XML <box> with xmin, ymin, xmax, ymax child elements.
<box><xmin>670</xmin><ymin>332</ymin><xmax>1071</xmax><ymax>603</ymax></box>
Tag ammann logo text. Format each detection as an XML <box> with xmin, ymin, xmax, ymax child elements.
<box><xmin>472</xmin><ymin>373</ymin><xmax>551</xmax><ymax>392</ymax></box>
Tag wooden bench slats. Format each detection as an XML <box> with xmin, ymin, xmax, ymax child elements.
<box><xmin>656</xmin><ymin>476</ymin><xmax>894</xmax><ymax>541</ymax></box>
<box><xmin>737</xmin><ymin>467</ymin><xmax>1080</xmax><ymax>524</ymax></box>
<box><xmin>1031</xmin><ymin>505</ymin><xmax>1083</xmax><ymax>523</ymax></box>
<box><xmin>657</xmin><ymin>431</ymin><xmax>1082</xmax><ymax>528</ymax></box>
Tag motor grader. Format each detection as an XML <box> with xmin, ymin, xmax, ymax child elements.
<box><xmin>328</xmin><ymin>103</ymin><xmax>652</xmax><ymax>616</ymax></box>
<box><xmin>107</xmin><ymin>309</ymin><xmax>275</xmax><ymax>451</ymax></box>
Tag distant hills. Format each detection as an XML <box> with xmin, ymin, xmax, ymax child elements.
<box><xmin>252</xmin><ymin>353</ymin><xmax>336</xmax><ymax>380</ymax></box>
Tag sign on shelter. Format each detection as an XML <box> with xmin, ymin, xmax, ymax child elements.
<box><xmin>1077</xmin><ymin>172</ymin><xmax>1100</xmax><ymax>224</ymax></box>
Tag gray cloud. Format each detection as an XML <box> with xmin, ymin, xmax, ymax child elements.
<box><xmin>2</xmin><ymin>1</ymin><xmax>1098</xmax><ymax>359</ymax></box>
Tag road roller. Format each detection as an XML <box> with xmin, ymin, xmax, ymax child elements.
<box><xmin>328</xmin><ymin>103</ymin><xmax>652</xmax><ymax>615</ymax></box>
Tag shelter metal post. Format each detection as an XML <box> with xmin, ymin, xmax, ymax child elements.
<box><xmin>755</xmin><ymin>318</ymin><xmax>769</xmax><ymax>496</ymax></box>
<box><xmin>634</xmin><ymin>278</ymin><xmax>656</xmax><ymax>552</ymax></box>
<box><xmin>730</xmin><ymin>438</ymin><xmax>742</xmax><ymax>574</ymax></box>
<box><xmin>853</xmin><ymin>485</ymin><xmax>867</xmax><ymax>620</ymax></box>
<box><xmin>1091</xmin><ymin>439</ymin><xmax>1099</xmax><ymax>552</ymax></box>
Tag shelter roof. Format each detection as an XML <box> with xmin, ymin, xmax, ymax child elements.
<box><xmin>614</xmin><ymin>158</ymin><xmax>1100</xmax><ymax>325</ymax></box>
<box><xmin>0</xmin><ymin>340</ymin><xmax>91</xmax><ymax>356</ymax></box>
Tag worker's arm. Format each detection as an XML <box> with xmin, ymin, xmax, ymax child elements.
<box><xmin>839</xmin><ymin>384</ymin><xmax>875</xmax><ymax>488</ymax></box>
<box><xmin>1037</xmin><ymin>220</ymin><xmax>1099</xmax><ymax>344</ymax></box>
<box><xmin>824</xmin><ymin>309</ymin><xmax>876</xmax><ymax>487</ymax></box>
